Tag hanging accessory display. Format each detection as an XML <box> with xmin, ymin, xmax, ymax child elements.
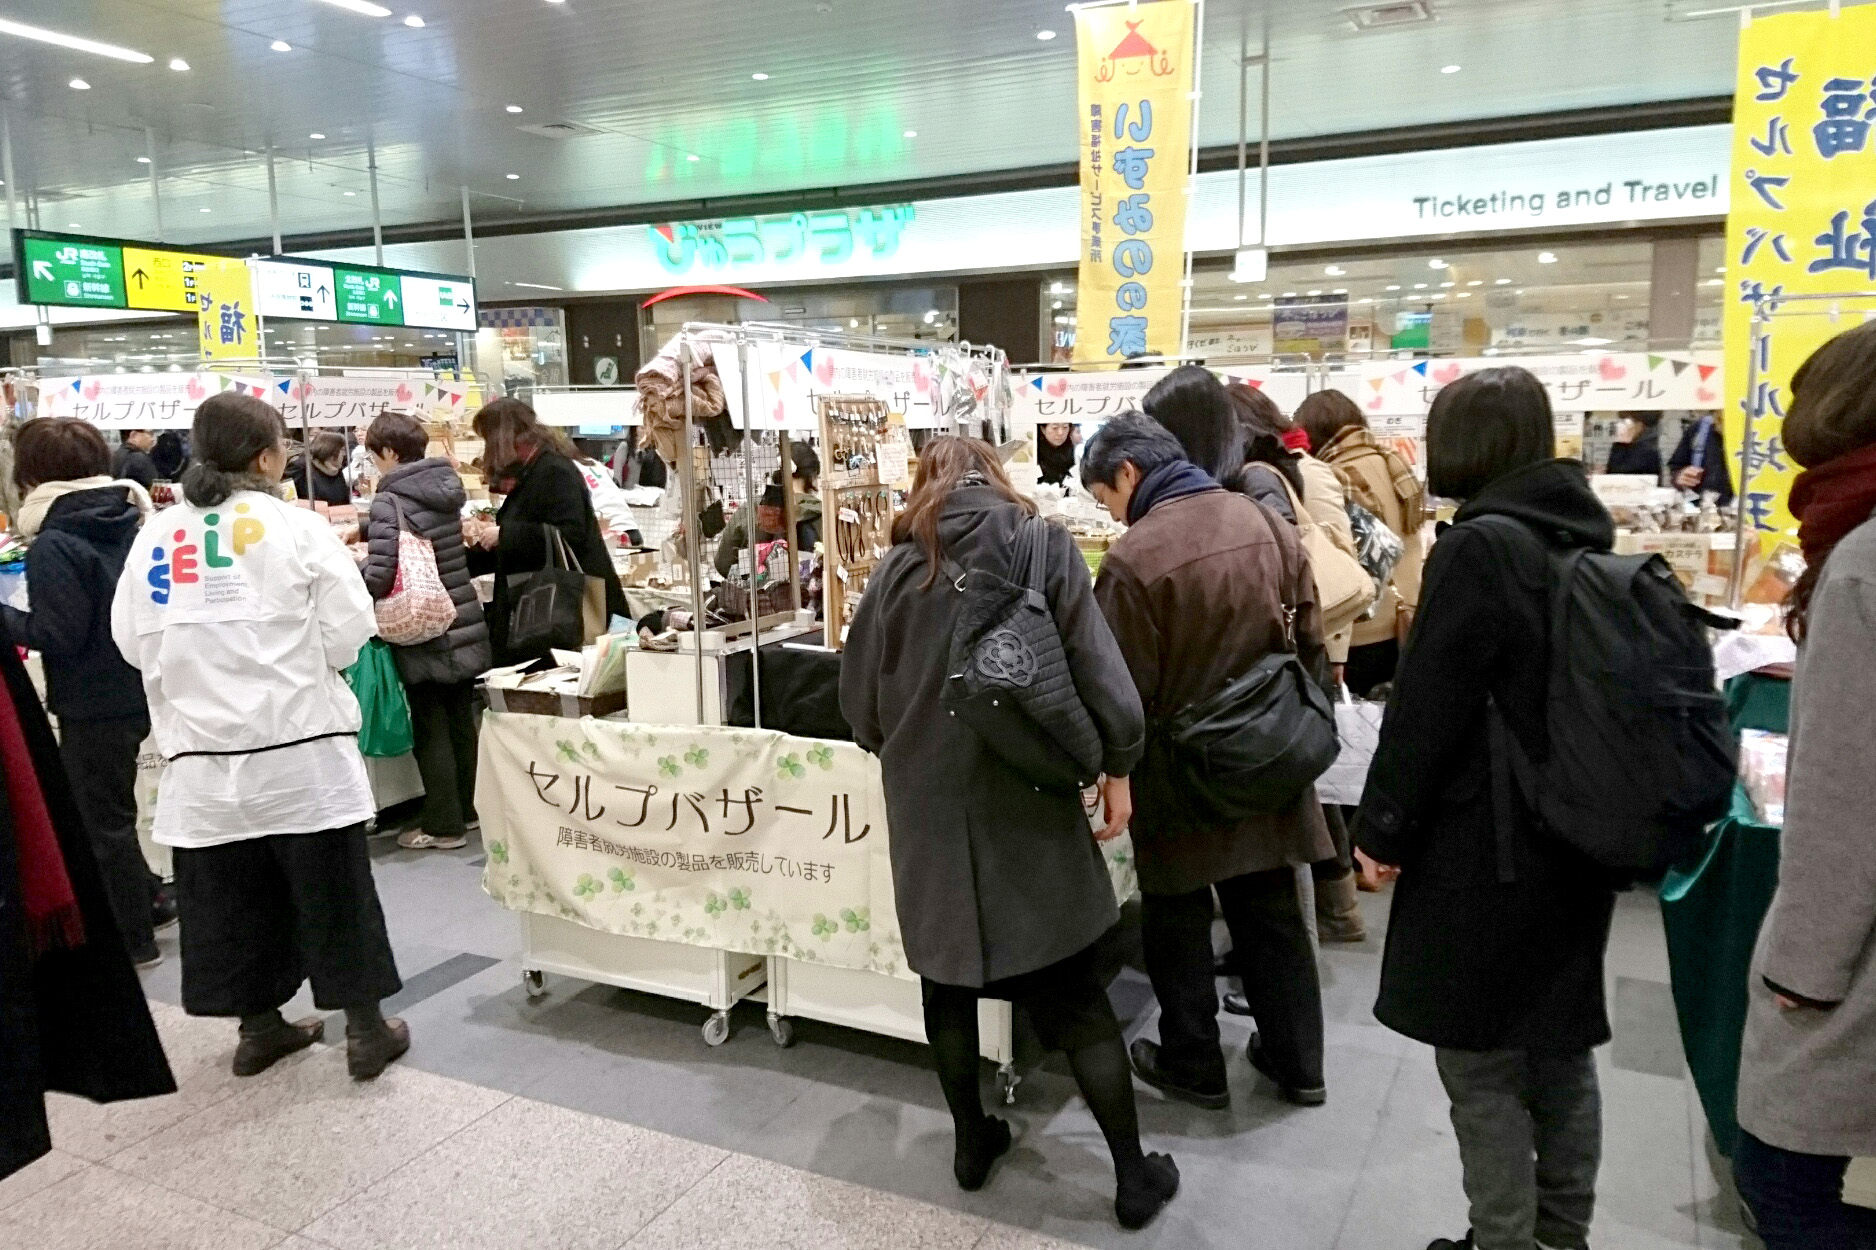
<box><xmin>372</xmin><ymin>494</ymin><xmax>458</xmax><ymax>646</ymax></box>
<box><xmin>817</xmin><ymin>395</ymin><xmax>898</xmax><ymax>648</ymax></box>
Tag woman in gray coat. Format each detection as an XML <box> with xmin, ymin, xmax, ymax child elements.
<box><xmin>1733</xmin><ymin>321</ymin><xmax>1876</xmax><ymax>1248</ymax></box>
<box><xmin>839</xmin><ymin>437</ymin><xmax>1178</xmax><ymax>1230</ymax></box>
<box><xmin>359</xmin><ymin>411</ymin><xmax>492</xmax><ymax>851</ymax></box>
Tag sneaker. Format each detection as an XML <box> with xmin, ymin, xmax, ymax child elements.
<box><xmin>1247</xmin><ymin>1034</ymin><xmax>1327</xmax><ymax>1106</ymax></box>
<box><xmin>347</xmin><ymin>1016</ymin><xmax>411</xmax><ymax>1080</ymax></box>
<box><xmin>1128</xmin><ymin>1038</ymin><xmax>1229</xmax><ymax>1111</ymax></box>
<box><xmin>397</xmin><ymin>828</ymin><xmax>467</xmax><ymax>850</ymax></box>
<box><xmin>1116</xmin><ymin>1152</ymin><xmax>1180</xmax><ymax>1230</ymax></box>
<box><xmin>150</xmin><ymin>888</ymin><xmax>179</xmax><ymax>933</ymax></box>
<box><xmin>232</xmin><ymin>1016</ymin><xmax>324</xmax><ymax>1077</ymax></box>
<box><xmin>131</xmin><ymin>944</ymin><xmax>162</xmax><ymax>970</ymax></box>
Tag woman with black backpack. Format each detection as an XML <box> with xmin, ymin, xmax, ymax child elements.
<box><xmin>1356</xmin><ymin>367</ymin><xmax>1621</xmax><ymax>1250</ymax></box>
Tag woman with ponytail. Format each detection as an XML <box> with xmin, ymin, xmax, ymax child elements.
<box><xmin>1732</xmin><ymin>320</ymin><xmax>1876</xmax><ymax>1248</ymax></box>
<box><xmin>110</xmin><ymin>393</ymin><xmax>410</xmax><ymax>1081</ymax></box>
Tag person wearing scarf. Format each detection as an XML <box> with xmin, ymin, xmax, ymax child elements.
<box><xmin>1733</xmin><ymin>320</ymin><xmax>1876</xmax><ymax>1249</ymax></box>
<box><xmin>0</xmin><ymin>418</ymin><xmax>162</xmax><ymax>968</ymax></box>
<box><xmin>1083</xmin><ymin>410</ymin><xmax>1335</xmax><ymax>1112</ymax></box>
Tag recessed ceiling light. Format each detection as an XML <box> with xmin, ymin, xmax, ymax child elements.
<box><xmin>403</xmin><ymin>14</ymin><xmax>425</xmax><ymax>27</ymax></box>
<box><xmin>1466</xmin><ymin>279</ymin><xmax>1482</xmax><ymax>286</ymax></box>
<box><xmin>1428</xmin><ymin>258</ymin><xmax>1448</xmax><ymax>269</ymax></box>
<box><xmin>168</xmin><ymin>56</ymin><xmax>189</xmax><ymax>71</ymax></box>
<box><xmin>1052</xmin><ymin>300</ymin><xmax>1062</xmax><ymax>310</ymax></box>
<box><xmin>1281</xmin><ymin>291</ymin><xmax>1297</xmax><ymax>298</ymax></box>
<box><xmin>1049</xmin><ymin>281</ymin><xmax>1065</xmax><ymax>294</ymax></box>
<box><xmin>67</xmin><ymin>221</ymin><xmax>80</xmax><ymax>228</ymax></box>
<box><xmin>1714</xmin><ymin>265</ymin><xmax>1726</xmax><ymax>273</ymax></box>
<box><xmin>315</xmin><ymin>0</ymin><xmax>392</xmax><ymax>13</ymax></box>
<box><xmin>1430</xmin><ymin>292</ymin><xmax>1447</xmax><ymax>300</ymax></box>
<box><xmin>1036</xmin><ymin>29</ymin><xmax>1057</xmax><ymax>40</ymax></box>
<box><xmin>1456</xmin><ymin>291</ymin><xmax>1470</xmax><ymax>298</ymax></box>
<box><xmin>1332</xmin><ymin>288</ymin><xmax>1347</xmax><ymax>294</ymax></box>
<box><xmin>902</xmin><ymin>129</ymin><xmax>917</xmax><ymax>139</ymax></box>
<box><xmin>505</xmin><ymin>105</ymin><xmax>523</xmax><ymax>113</ymax></box>
<box><xmin>685</xmin><ymin>153</ymin><xmax>700</xmax><ymax>162</ymax></box>
<box><xmin>1385</xmin><ymin>284</ymin><xmax>1401</xmax><ymax>291</ymax></box>
<box><xmin>309</xmin><ymin>132</ymin><xmax>325</xmax><ymax>139</ymax></box>
<box><xmin>1413</xmin><ymin>282</ymin><xmax>1428</xmax><ymax>289</ymax></box>
<box><xmin>1494</xmin><ymin>277</ymin><xmax>1511</xmax><ymax>284</ymax></box>
<box><xmin>1233</xmin><ymin>294</ymin><xmax>1247</xmax><ymax>301</ymax></box>
<box><xmin>271</xmin><ymin>40</ymin><xmax>292</xmax><ymax>51</ymax></box>
<box><xmin>1358</xmin><ymin>297</ymin><xmax>1374</xmax><ymax>304</ymax></box>
<box><xmin>1439</xmin><ymin>281</ymin><xmax>1455</xmax><ymax>288</ymax></box>
<box><xmin>69</xmin><ymin>77</ymin><xmax>91</xmax><ymax>90</ymax></box>
<box><xmin>751</xmin><ymin>72</ymin><xmax>769</xmax><ymax>81</ymax></box>
<box><xmin>505</xmin><ymin>172</ymin><xmax>520</xmax><ymax>179</ymax></box>
<box><xmin>343</xmin><ymin>190</ymin><xmax>356</xmax><ymax>196</ymax></box>
<box><xmin>1324</xmin><ymin>264</ymin><xmax>1345</xmax><ymax>276</ymax></box>
<box><xmin>1440</xmin><ymin>64</ymin><xmax>1461</xmax><ymax>74</ymax></box>
<box><xmin>199</xmin><ymin>207</ymin><xmax>211</xmax><ymax>213</ymax></box>
<box><xmin>1259</xmin><ymin>292</ymin><xmax>1274</xmax><ymax>299</ymax></box>
<box><xmin>1307</xmin><ymin>289</ymin><xmax>1323</xmax><ymax>296</ymax></box>
<box><xmin>1703</xmin><ymin>278</ymin><xmax>1723</xmax><ymax>286</ymax></box>
<box><xmin>136</xmin><ymin>155</ymin><xmax>151</xmax><ymax>164</ymax></box>
<box><xmin>1537</xmin><ymin>251</ymin><xmax>1558</xmax><ymax>264</ymax></box>
<box><xmin>0</xmin><ymin>18</ymin><xmax>152</xmax><ymax>63</ymax></box>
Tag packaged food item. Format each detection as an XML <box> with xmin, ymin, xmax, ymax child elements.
<box><xmin>1738</xmin><ymin>729</ymin><xmax>1788</xmax><ymax>826</ymax></box>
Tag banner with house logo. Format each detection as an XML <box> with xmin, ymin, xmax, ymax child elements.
<box><xmin>1723</xmin><ymin>4</ymin><xmax>1876</xmax><ymax>538</ymax></box>
<box><xmin>1073</xmin><ymin>1</ymin><xmax>1194</xmax><ymax>365</ymax></box>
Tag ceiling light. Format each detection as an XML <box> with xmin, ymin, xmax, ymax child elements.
<box><xmin>69</xmin><ymin>77</ymin><xmax>91</xmax><ymax>90</ymax></box>
<box><xmin>1457</xmin><ymin>291</ymin><xmax>1470</xmax><ymax>298</ymax></box>
<box><xmin>1494</xmin><ymin>277</ymin><xmax>1511</xmax><ymax>284</ymax></box>
<box><xmin>1428</xmin><ymin>258</ymin><xmax>1448</xmax><ymax>269</ymax></box>
<box><xmin>0</xmin><ymin>18</ymin><xmax>153</xmax><ymax>63</ymax></box>
<box><xmin>1439</xmin><ymin>281</ymin><xmax>1455</xmax><ymax>288</ymax></box>
<box><xmin>1358</xmin><ymin>298</ymin><xmax>1374</xmax><ymax>305</ymax></box>
<box><xmin>510</xmin><ymin>280</ymin><xmax>565</xmax><ymax>290</ymax></box>
<box><xmin>1385</xmin><ymin>284</ymin><xmax>1401</xmax><ymax>291</ymax></box>
<box><xmin>136</xmin><ymin>155</ymin><xmax>151</xmax><ymax>164</ymax></box>
<box><xmin>1036</xmin><ymin>29</ymin><xmax>1057</xmax><ymax>40</ymax></box>
<box><xmin>1233</xmin><ymin>294</ymin><xmax>1247</xmax><ymax>301</ymax></box>
<box><xmin>1052</xmin><ymin>300</ymin><xmax>1062</xmax><ymax>310</ymax></box>
<box><xmin>168</xmin><ymin>56</ymin><xmax>189</xmax><ymax>71</ymax></box>
<box><xmin>686</xmin><ymin>153</ymin><xmax>700</xmax><ymax>161</ymax></box>
<box><xmin>1050</xmin><ymin>281</ymin><xmax>1066</xmax><ymax>294</ymax></box>
<box><xmin>1281</xmin><ymin>291</ymin><xmax>1297</xmax><ymax>298</ymax></box>
<box><xmin>1615</xmin><ymin>293</ymin><xmax>1630</xmax><ymax>299</ymax></box>
<box><xmin>505</xmin><ymin>172</ymin><xmax>520</xmax><ymax>179</ymax></box>
<box><xmin>343</xmin><ymin>189</ymin><xmax>356</xmax><ymax>196</ymax></box>
<box><xmin>902</xmin><ymin>129</ymin><xmax>918</xmax><ymax>139</ymax></box>
<box><xmin>1430</xmin><ymin>292</ymin><xmax>1447</xmax><ymax>300</ymax></box>
<box><xmin>199</xmin><ymin>207</ymin><xmax>211</xmax><ymax>213</ymax></box>
<box><xmin>1703</xmin><ymin>278</ymin><xmax>1723</xmax><ymax>286</ymax></box>
<box><xmin>1574</xmin><ymin>336</ymin><xmax>1614</xmax><ymax>347</ymax></box>
<box><xmin>1714</xmin><ymin>265</ymin><xmax>1726</xmax><ymax>273</ymax></box>
<box><xmin>849</xmin><ymin>318</ymin><xmax>859</xmax><ymax>329</ymax></box>
<box><xmin>67</xmin><ymin>221</ymin><xmax>80</xmax><ymax>229</ymax></box>
<box><xmin>1307</xmin><ymin>289</ymin><xmax>1322</xmax><ymax>296</ymax></box>
<box><xmin>403</xmin><ymin>14</ymin><xmax>425</xmax><ymax>27</ymax></box>
<box><xmin>505</xmin><ymin>105</ymin><xmax>523</xmax><ymax>113</ymax></box>
<box><xmin>1537</xmin><ymin>251</ymin><xmax>1558</xmax><ymax>264</ymax></box>
<box><xmin>1259</xmin><ymin>293</ymin><xmax>1274</xmax><ymax>299</ymax></box>
<box><xmin>314</xmin><ymin>0</ymin><xmax>392</xmax><ymax>13</ymax></box>
<box><xmin>1413</xmin><ymin>282</ymin><xmax>1428</xmax><ymax>289</ymax></box>
<box><xmin>1440</xmin><ymin>64</ymin><xmax>1461</xmax><ymax>74</ymax></box>
<box><xmin>271</xmin><ymin>40</ymin><xmax>292</xmax><ymax>51</ymax></box>
<box><xmin>751</xmin><ymin>72</ymin><xmax>769</xmax><ymax>81</ymax></box>
<box><xmin>1332</xmin><ymin>288</ymin><xmax>1347</xmax><ymax>295</ymax></box>
<box><xmin>1516</xmin><ymin>289</ymin><xmax>1525</xmax><ymax>295</ymax></box>
<box><xmin>310</xmin><ymin>132</ymin><xmax>326</xmax><ymax>139</ymax></box>
<box><xmin>1324</xmin><ymin>264</ymin><xmax>1345</xmax><ymax>276</ymax></box>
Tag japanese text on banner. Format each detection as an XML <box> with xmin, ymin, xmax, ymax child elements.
<box><xmin>1073</xmin><ymin>1</ymin><xmax>1193</xmax><ymax>366</ymax></box>
<box><xmin>196</xmin><ymin>258</ymin><xmax>256</xmax><ymax>363</ymax></box>
<box><xmin>1723</xmin><ymin>5</ymin><xmax>1876</xmax><ymax>537</ymax></box>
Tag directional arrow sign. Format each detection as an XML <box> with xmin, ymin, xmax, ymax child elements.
<box><xmin>383</xmin><ymin>289</ymin><xmax>399</xmax><ymax>308</ymax></box>
<box><xmin>21</xmin><ymin>237</ymin><xmax>123</xmax><ymax>307</ymax></box>
<box><xmin>31</xmin><ymin>260</ymin><xmax>52</xmax><ymax>282</ymax></box>
<box><xmin>334</xmin><ymin>267</ymin><xmax>404</xmax><ymax>325</ymax></box>
<box><xmin>131</xmin><ymin>268</ymin><xmax>150</xmax><ymax>288</ymax></box>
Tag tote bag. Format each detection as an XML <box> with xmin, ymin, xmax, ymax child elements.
<box><xmin>1252</xmin><ymin>465</ymin><xmax>1374</xmax><ymax>638</ymax></box>
<box><xmin>344</xmin><ymin>638</ymin><xmax>415</xmax><ymax>757</ymax></box>
<box><xmin>506</xmin><ymin>528</ymin><xmax>606</xmax><ymax>658</ymax></box>
<box><xmin>374</xmin><ymin>495</ymin><xmax>458</xmax><ymax>646</ymax></box>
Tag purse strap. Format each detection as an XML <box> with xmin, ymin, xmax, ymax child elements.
<box><xmin>541</xmin><ymin>526</ymin><xmax>579</xmax><ymax>572</ymax></box>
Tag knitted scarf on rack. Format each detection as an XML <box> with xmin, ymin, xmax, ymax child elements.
<box><xmin>0</xmin><ymin>673</ymin><xmax>82</xmax><ymax>954</ymax></box>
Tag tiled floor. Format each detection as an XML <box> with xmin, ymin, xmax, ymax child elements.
<box><xmin>17</xmin><ymin>838</ymin><xmax>1757</xmax><ymax>1250</ymax></box>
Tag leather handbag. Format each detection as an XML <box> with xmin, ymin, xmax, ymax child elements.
<box><xmin>939</xmin><ymin>515</ymin><xmax>1104</xmax><ymax>794</ymax></box>
<box><xmin>373</xmin><ymin>494</ymin><xmax>458</xmax><ymax>646</ymax></box>
<box><xmin>506</xmin><ymin>529</ymin><xmax>606</xmax><ymax>658</ymax></box>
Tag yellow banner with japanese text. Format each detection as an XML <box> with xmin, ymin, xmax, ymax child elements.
<box><xmin>1073</xmin><ymin>1</ymin><xmax>1193</xmax><ymax>366</ymax></box>
<box><xmin>1723</xmin><ymin>5</ymin><xmax>1876</xmax><ymax>539</ymax></box>
<box><xmin>196</xmin><ymin>257</ymin><xmax>256</xmax><ymax>362</ymax></box>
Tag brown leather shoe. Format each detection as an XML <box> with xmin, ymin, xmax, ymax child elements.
<box><xmin>232</xmin><ymin>1016</ymin><xmax>324</xmax><ymax>1077</ymax></box>
<box><xmin>346</xmin><ymin>1016</ymin><xmax>410</xmax><ymax>1080</ymax></box>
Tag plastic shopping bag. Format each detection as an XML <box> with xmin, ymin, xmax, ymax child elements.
<box><xmin>344</xmin><ymin>637</ymin><xmax>415</xmax><ymax>757</ymax></box>
<box><xmin>1315</xmin><ymin>689</ymin><xmax>1385</xmax><ymax>807</ymax></box>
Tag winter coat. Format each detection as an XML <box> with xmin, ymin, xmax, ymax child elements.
<box><xmin>361</xmin><ymin>458</ymin><xmax>492</xmax><ymax>687</ymax></box>
<box><xmin>839</xmin><ymin>487</ymin><xmax>1145</xmax><ymax>988</ymax></box>
<box><xmin>1737</xmin><ymin>513</ymin><xmax>1876</xmax><ymax>1157</ymax></box>
<box><xmin>1355</xmin><ymin>459</ymin><xmax>1620</xmax><ymax>1055</ymax></box>
<box><xmin>0</xmin><ymin>486</ymin><xmax>148</xmax><ymax>723</ymax></box>
<box><xmin>109</xmin><ymin>445</ymin><xmax>156</xmax><ymax>490</ymax></box>
<box><xmin>1095</xmin><ymin>486</ymin><xmax>1334</xmax><ymax>896</ymax></box>
<box><xmin>286</xmin><ymin>458</ymin><xmax>352</xmax><ymax>508</ymax></box>
<box><xmin>715</xmin><ymin>494</ymin><xmax>824</xmax><ymax>578</ymax></box>
<box><xmin>0</xmin><ymin>623</ymin><xmax>175</xmax><ymax>1183</ymax></box>
<box><xmin>474</xmin><ymin>450</ymin><xmax>629</xmax><ymax>664</ymax></box>
<box><xmin>1296</xmin><ymin>454</ymin><xmax>1364</xmax><ymax>663</ymax></box>
<box><xmin>1605</xmin><ymin>430</ymin><xmax>1662</xmax><ymax>479</ymax></box>
<box><xmin>1667</xmin><ymin>417</ymin><xmax>1735</xmax><ymax>506</ymax></box>
<box><xmin>1324</xmin><ymin>426</ymin><xmax>1425</xmax><ymax>649</ymax></box>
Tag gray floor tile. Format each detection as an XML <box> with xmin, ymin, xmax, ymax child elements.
<box><xmin>0</xmin><ymin>1148</ymin><xmax>87</xmax><ymax>1211</ymax></box>
<box><xmin>972</xmin><ymin>1227</ymin><xmax>1090</xmax><ymax>1250</ymax></box>
<box><xmin>624</xmin><ymin>1152</ymin><xmax>988</xmax><ymax>1250</ymax></box>
<box><xmin>1613</xmin><ymin>975</ymin><xmax>1689</xmax><ymax>1079</ymax></box>
<box><xmin>0</xmin><ymin>1162</ymin><xmax>289</xmax><ymax>1250</ymax></box>
<box><xmin>1594</xmin><ymin>1059</ymin><xmax>1701</xmax><ymax>1248</ymax></box>
<box><xmin>301</xmin><ymin>1097</ymin><xmax>726</xmax><ymax>1250</ymax></box>
<box><xmin>107</xmin><ymin>1042</ymin><xmax>510</xmax><ymax>1231</ymax></box>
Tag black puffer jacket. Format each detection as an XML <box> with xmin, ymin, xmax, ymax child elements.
<box><xmin>361</xmin><ymin>458</ymin><xmax>491</xmax><ymax>686</ymax></box>
<box><xmin>1356</xmin><ymin>460</ymin><xmax>1620</xmax><ymax>1055</ymax></box>
<box><xmin>0</xmin><ymin>486</ymin><xmax>147</xmax><ymax>722</ymax></box>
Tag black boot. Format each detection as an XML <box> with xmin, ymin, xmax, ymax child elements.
<box><xmin>1115</xmin><ymin>1153</ymin><xmax>1180</xmax><ymax>1230</ymax></box>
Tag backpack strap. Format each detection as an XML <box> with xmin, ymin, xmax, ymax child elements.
<box><xmin>1485</xmin><ymin>699</ymin><xmax>1524</xmax><ymax>885</ymax></box>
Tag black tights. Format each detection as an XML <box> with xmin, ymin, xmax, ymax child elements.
<box><xmin>922</xmin><ymin>980</ymin><xmax>1146</xmax><ymax>1181</ymax></box>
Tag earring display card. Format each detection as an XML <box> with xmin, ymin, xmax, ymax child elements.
<box><xmin>816</xmin><ymin>394</ymin><xmax>896</xmax><ymax>648</ymax></box>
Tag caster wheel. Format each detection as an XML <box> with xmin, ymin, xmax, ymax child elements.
<box><xmin>702</xmin><ymin>1011</ymin><xmax>731</xmax><ymax>1047</ymax></box>
<box><xmin>768</xmin><ymin>1015</ymin><xmax>796</xmax><ymax>1048</ymax></box>
<box><xmin>998</xmin><ymin>1064</ymin><xmax>1022</xmax><ymax>1105</ymax></box>
<box><xmin>522</xmin><ymin>969</ymin><xmax>546</xmax><ymax>999</ymax></box>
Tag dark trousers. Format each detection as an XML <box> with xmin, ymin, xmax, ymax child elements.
<box><xmin>1142</xmin><ymin>866</ymin><xmax>1325</xmax><ymax>1092</ymax></box>
<box><xmin>407</xmin><ymin>680</ymin><xmax>479</xmax><ymax>838</ymax></box>
<box><xmin>173</xmin><ymin>823</ymin><xmax>402</xmax><ymax>1017</ymax></box>
<box><xmin>1734</xmin><ymin>1131</ymin><xmax>1876</xmax><ymax>1250</ymax></box>
<box><xmin>1435</xmin><ymin>1047</ymin><xmax>1601</xmax><ymax>1250</ymax></box>
<box><xmin>59</xmin><ymin>715</ymin><xmax>155</xmax><ymax>955</ymax></box>
<box><xmin>1344</xmin><ymin>638</ymin><xmax>1400</xmax><ymax>700</ymax></box>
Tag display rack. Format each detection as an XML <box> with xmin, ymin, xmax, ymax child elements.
<box><xmin>816</xmin><ymin>394</ymin><xmax>896</xmax><ymax>650</ymax></box>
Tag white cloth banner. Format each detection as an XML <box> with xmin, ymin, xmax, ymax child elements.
<box><xmin>34</xmin><ymin>372</ymin><xmax>282</xmax><ymax>427</ymax></box>
<box><xmin>283</xmin><ymin>374</ymin><xmax>465</xmax><ymax>427</ymax></box>
<box><xmin>477</xmin><ymin>712</ymin><xmax>1138</xmax><ymax>981</ymax></box>
<box><xmin>712</xmin><ymin>341</ymin><xmax>943</xmax><ymax>431</ymax></box>
<box><xmin>1009</xmin><ymin>366</ymin><xmax>1310</xmax><ymax>430</ymax></box>
<box><xmin>1345</xmin><ymin>350</ymin><xmax>1723</xmax><ymax>418</ymax></box>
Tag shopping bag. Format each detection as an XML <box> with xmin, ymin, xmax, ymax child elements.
<box><xmin>506</xmin><ymin>529</ymin><xmax>606</xmax><ymax>658</ymax></box>
<box><xmin>345</xmin><ymin>637</ymin><xmax>415</xmax><ymax>757</ymax></box>
<box><xmin>374</xmin><ymin>495</ymin><xmax>458</xmax><ymax>645</ymax></box>
<box><xmin>1315</xmin><ymin>689</ymin><xmax>1385</xmax><ymax>807</ymax></box>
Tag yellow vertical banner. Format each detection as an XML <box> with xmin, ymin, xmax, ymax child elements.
<box><xmin>196</xmin><ymin>258</ymin><xmax>257</xmax><ymax>363</ymax></box>
<box><xmin>1723</xmin><ymin>5</ymin><xmax>1876</xmax><ymax>539</ymax></box>
<box><xmin>1073</xmin><ymin>1</ymin><xmax>1194</xmax><ymax>366</ymax></box>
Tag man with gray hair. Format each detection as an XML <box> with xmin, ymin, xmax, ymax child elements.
<box><xmin>1083</xmin><ymin>410</ymin><xmax>1334</xmax><ymax>1111</ymax></box>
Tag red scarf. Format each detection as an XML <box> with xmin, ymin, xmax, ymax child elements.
<box><xmin>1790</xmin><ymin>441</ymin><xmax>1876</xmax><ymax>566</ymax></box>
<box><xmin>0</xmin><ymin>676</ymin><xmax>83</xmax><ymax>954</ymax></box>
<box><xmin>492</xmin><ymin>441</ymin><xmax>542</xmax><ymax>496</ymax></box>
<box><xmin>1281</xmin><ymin>428</ymin><xmax>1312</xmax><ymax>453</ymax></box>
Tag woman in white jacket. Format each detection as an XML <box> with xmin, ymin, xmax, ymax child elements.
<box><xmin>111</xmin><ymin>393</ymin><xmax>408</xmax><ymax>1080</ymax></box>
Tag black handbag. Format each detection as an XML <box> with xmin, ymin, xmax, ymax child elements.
<box><xmin>506</xmin><ymin>529</ymin><xmax>605</xmax><ymax>658</ymax></box>
<box><xmin>1157</xmin><ymin>537</ymin><xmax>1338</xmax><ymax>819</ymax></box>
<box><xmin>939</xmin><ymin>515</ymin><xmax>1105</xmax><ymax>794</ymax></box>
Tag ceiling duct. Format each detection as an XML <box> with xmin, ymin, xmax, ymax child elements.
<box><xmin>1342</xmin><ymin>2</ymin><xmax>1435</xmax><ymax>31</ymax></box>
<box><xmin>516</xmin><ymin>119</ymin><xmax>605</xmax><ymax>139</ymax></box>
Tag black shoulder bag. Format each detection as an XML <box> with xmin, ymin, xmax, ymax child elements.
<box><xmin>939</xmin><ymin>515</ymin><xmax>1105</xmax><ymax>794</ymax></box>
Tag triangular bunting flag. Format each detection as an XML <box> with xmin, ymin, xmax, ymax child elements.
<box><xmin>69</xmin><ymin>379</ymin><xmax>81</xmax><ymax>393</ymax></box>
<box><xmin>1696</xmin><ymin>364</ymin><xmax>1717</xmax><ymax>382</ymax></box>
<box><xmin>1246</xmin><ymin>379</ymin><xmax>1265</xmax><ymax>390</ymax></box>
<box><xmin>1031</xmin><ymin>376</ymin><xmax>1044</xmax><ymax>391</ymax></box>
<box><xmin>800</xmin><ymin>349</ymin><xmax>814</xmax><ymax>371</ymax></box>
<box><xmin>1647</xmin><ymin>355</ymin><xmax>1665</xmax><ymax>371</ymax></box>
<box><xmin>1391</xmin><ymin>371</ymin><xmax>1408</xmax><ymax>385</ymax></box>
<box><xmin>1412</xmin><ymin>362</ymin><xmax>1430</xmax><ymax>377</ymax></box>
<box><xmin>1669</xmin><ymin>360</ymin><xmax>1690</xmax><ymax>377</ymax></box>
<box><xmin>1368</xmin><ymin>377</ymin><xmax>1386</xmax><ymax>392</ymax></box>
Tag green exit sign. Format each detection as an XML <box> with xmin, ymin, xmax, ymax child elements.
<box><xmin>334</xmin><ymin>267</ymin><xmax>405</xmax><ymax>326</ymax></box>
<box><xmin>22</xmin><ymin>236</ymin><xmax>124</xmax><ymax>308</ymax></box>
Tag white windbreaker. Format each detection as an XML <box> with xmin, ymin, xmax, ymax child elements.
<box><xmin>111</xmin><ymin>489</ymin><xmax>378</xmax><ymax>847</ymax></box>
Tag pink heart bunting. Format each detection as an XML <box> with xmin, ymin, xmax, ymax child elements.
<box><xmin>1598</xmin><ymin>356</ymin><xmax>1626</xmax><ymax>381</ymax></box>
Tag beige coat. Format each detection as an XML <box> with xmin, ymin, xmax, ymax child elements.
<box><xmin>1295</xmin><ymin>455</ymin><xmax>1363</xmax><ymax>663</ymax></box>
<box><xmin>1324</xmin><ymin>426</ymin><xmax>1426</xmax><ymax>648</ymax></box>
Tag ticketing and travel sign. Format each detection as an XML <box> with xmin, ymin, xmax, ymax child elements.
<box><xmin>14</xmin><ymin>230</ymin><xmax>221</xmax><ymax>313</ymax></box>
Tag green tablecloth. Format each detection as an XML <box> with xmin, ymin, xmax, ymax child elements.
<box><xmin>1659</xmin><ymin>671</ymin><xmax>1789</xmax><ymax>1157</ymax></box>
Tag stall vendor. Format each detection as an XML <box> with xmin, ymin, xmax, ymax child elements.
<box><xmin>715</xmin><ymin>442</ymin><xmax>822</xmax><ymax>577</ymax></box>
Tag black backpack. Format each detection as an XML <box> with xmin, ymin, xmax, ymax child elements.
<box><xmin>1473</xmin><ymin>516</ymin><xmax>1737</xmax><ymax>878</ymax></box>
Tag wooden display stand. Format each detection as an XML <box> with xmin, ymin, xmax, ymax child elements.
<box><xmin>817</xmin><ymin>395</ymin><xmax>896</xmax><ymax>650</ymax></box>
